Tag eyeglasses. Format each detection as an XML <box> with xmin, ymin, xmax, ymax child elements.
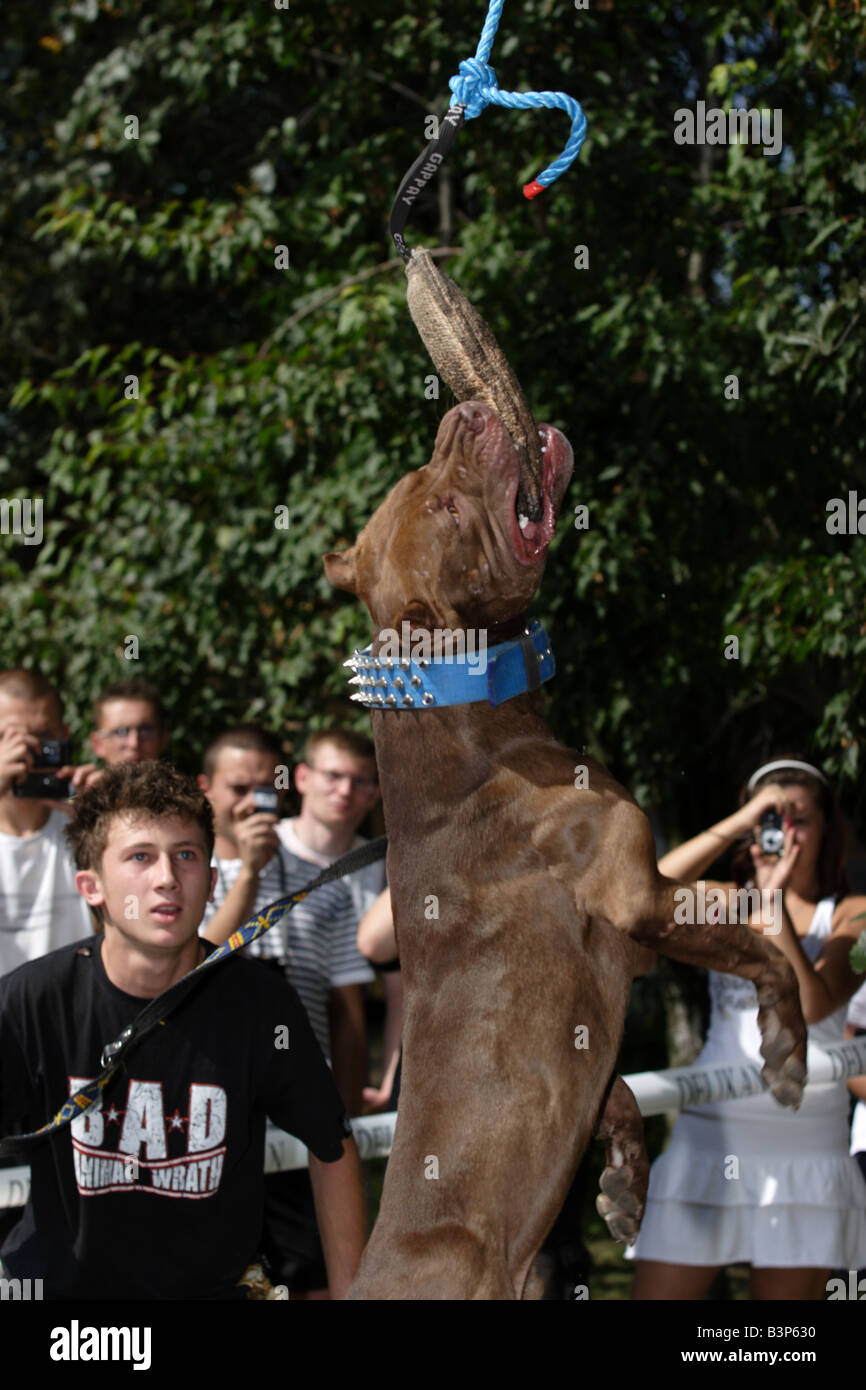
<box><xmin>307</xmin><ymin>766</ymin><xmax>377</xmax><ymax>791</ymax></box>
<box><xmin>98</xmin><ymin>724</ymin><xmax>161</xmax><ymax>742</ymax></box>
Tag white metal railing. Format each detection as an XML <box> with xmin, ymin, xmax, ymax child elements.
<box><xmin>2</xmin><ymin>1036</ymin><xmax>864</xmax><ymax>1210</ymax></box>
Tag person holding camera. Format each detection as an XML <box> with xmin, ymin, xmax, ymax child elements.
<box><xmin>630</xmin><ymin>756</ymin><xmax>866</xmax><ymax>1300</ymax></box>
<box><xmin>0</xmin><ymin>669</ymin><xmax>94</xmax><ymax>978</ymax></box>
<box><xmin>0</xmin><ymin>669</ymin><xmax>97</xmax><ymax>1247</ymax></box>
<box><xmin>197</xmin><ymin>725</ymin><xmax>373</xmax><ymax>1107</ymax></box>
<box><xmin>197</xmin><ymin>724</ymin><xmax>373</xmax><ymax>1300</ymax></box>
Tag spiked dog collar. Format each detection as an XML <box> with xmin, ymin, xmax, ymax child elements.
<box><xmin>344</xmin><ymin>620</ymin><xmax>555</xmax><ymax>710</ymax></box>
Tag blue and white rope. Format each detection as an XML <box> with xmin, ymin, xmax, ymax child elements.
<box><xmin>447</xmin><ymin>0</ymin><xmax>588</xmax><ymax>197</ymax></box>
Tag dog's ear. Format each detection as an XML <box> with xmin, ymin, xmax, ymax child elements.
<box><xmin>323</xmin><ymin>548</ymin><xmax>358</xmax><ymax>594</ymax></box>
<box><xmin>394</xmin><ymin>599</ymin><xmax>444</xmax><ymax>632</ymax></box>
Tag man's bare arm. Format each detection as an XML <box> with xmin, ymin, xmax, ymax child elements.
<box><xmin>201</xmin><ymin>865</ymin><xmax>259</xmax><ymax>945</ymax></box>
<box><xmin>329</xmin><ymin>984</ymin><xmax>367</xmax><ymax>1117</ymax></box>
<box><xmin>356</xmin><ymin>888</ymin><xmax>396</xmax><ymax>963</ymax></box>
<box><xmin>201</xmin><ymin>812</ymin><xmax>279</xmax><ymax>944</ymax></box>
<box><xmin>308</xmin><ymin>1138</ymin><xmax>367</xmax><ymax>1299</ymax></box>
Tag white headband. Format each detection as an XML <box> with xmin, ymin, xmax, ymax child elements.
<box><xmin>747</xmin><ymin>759</ymin><xmax>830</xmax><ymax>794</ymax></box>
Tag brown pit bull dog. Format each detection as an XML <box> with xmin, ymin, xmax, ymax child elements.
<box><xmin>324</xmin><ymin>400</ymin><xmax>807</xmax><ymax>1300</ymax></box>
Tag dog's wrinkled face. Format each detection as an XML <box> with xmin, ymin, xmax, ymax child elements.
<box><xmin>324</xmin><ymin>402</ymin><xmax>573</xmax><ymax>639</ymax></box>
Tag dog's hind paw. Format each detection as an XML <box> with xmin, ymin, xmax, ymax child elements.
<box><xmin>594</xmin><ymin>1075</ymin><xmax>650</xmax><ymax>1244</ymax></box>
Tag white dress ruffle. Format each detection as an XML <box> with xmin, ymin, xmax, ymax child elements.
<box><xmin>627</xmin><ymin>896</ymin><xmax>866</xmax><ymax>1269</ymax></box>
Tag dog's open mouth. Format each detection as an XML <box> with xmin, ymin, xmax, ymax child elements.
<box><xmin>509</xmin><ymin>425</ymin><xmax>572</xmax><ymax>565</ymax></box>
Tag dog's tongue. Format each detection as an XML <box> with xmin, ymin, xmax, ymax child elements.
<box><xmin>405</xmin><ymin>248</ymin><xmax>544</xmax><ymax>521</ymax></box>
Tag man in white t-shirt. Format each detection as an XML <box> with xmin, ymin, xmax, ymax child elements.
<box><xmin>0</xmin><ymin>669</ymin><xmax>93</xmax><ymax>978</ymax></box>
<box><xmin>197</xmin><ymin>723</ymin><xmax>373</xmax><ymax>1299</ymax></box>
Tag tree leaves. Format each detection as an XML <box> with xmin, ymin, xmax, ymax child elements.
<box><xmin>0</xmin><ymin>0</ymin><xmax>862</xmax><ymax>837</ymax></box>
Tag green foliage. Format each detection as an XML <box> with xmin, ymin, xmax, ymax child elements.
<box><xmin>1</xmin><ymin>0</ymin><xmax>864</xmax><ymax>836</ymax></box>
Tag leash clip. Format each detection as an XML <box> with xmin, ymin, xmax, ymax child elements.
<box><xmin>101</xmin><ymin>1024</ymin><xmax>134</xmax><ymax>1070</ymax></box>
<box><xmin>484</xmin><ymin>620</ymin><xmax>555</xmax><ymax>706</ymax></box>
<box><xmin>518</xmin><ymin>623</ymin><xmax>543</xmax><ymax>694</ymax></box>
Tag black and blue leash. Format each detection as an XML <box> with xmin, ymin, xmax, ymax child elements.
<box><xmin>0</xmin><ymin>836</ymin><xmax>387</xmax><ymax>1156</ymax></box>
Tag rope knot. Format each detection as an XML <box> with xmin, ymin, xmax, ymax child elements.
<box><xmin>449</xmin><ymin>57</ymin><xmax>498</xmax><ymax>120</ymax></box>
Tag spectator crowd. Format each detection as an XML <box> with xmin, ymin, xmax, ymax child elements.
<box><xmin>0</xmin><ymin>667</ymin><xmax>392</xmax><ymax>1298</ymax></box>
<box><xmin>0</xmin><ymin>665</ymin><xmax>863</xmax><ymax>1301</ymax></box>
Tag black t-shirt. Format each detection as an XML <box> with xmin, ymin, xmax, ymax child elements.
<box><xmin>0</xmin><ymin>935</ymin><xmax>351</xmax><ymax>1299</ymax></box>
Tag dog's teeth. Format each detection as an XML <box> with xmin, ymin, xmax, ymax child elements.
<box><xmin>518</xmin><ymin>514</ymin><xmax>529</xmax><ymax>530</ymax></box>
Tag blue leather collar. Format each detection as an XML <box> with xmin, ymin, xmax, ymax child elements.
<box><xmin>344</xmin><ymin>620</ymin><xmax>554</xmax><ymax>710</ymax></box>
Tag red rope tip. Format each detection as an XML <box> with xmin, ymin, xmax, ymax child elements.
<box><xmin>523</xmin><ymin>179</ymin><xmax>545</xmax><ymax>200</ymax></box>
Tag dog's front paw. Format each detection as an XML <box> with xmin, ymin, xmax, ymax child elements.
<box><xmin>756</xmin><ymin>962</ymin><xmax>808</xmax><ymax>1108</ymax></box>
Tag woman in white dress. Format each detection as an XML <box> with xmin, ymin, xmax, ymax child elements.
<box><xmin>630</xmin><ymin>757</ymin><xmax>866</xmax><ymax>1300</ymax></box>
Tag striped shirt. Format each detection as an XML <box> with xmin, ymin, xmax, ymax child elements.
<box><xmin>276</xmin><ymin>820</ymin><xmax>387</xmax><ymax>925</ymax></box>
<box><xmin>201</xmin><ymin>847</ymin><xmax>373</xmax><ymax>1059</ymax></box>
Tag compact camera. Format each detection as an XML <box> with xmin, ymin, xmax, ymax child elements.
<box><xmin>759</xmin><ymin>808</ymin><xmax>785</xmax><ymax>857</ymax></box>
<box><xmin>251</xmin><ymin>786</ymin><xmax>279</xmax><ymax>815</ymax></box>
<box><xmin>13</xmin><ymin>738</ymin><xmax>73</xmax><ymax>800</ymax></box>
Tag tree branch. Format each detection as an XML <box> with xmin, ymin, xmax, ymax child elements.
<box><xmin>255</xmin><ymin>247</ymin><xmax>463</xmax><ymax>357</ymax></box>
<box><xmin>306</xmin><ymin>47</ymin><xmax>437</xmax><ymax>112</ymax></box>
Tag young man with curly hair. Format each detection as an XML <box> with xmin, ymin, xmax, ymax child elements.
<box><xmin>0</xmin><ymin>762</ymin><xmax>366</xmax><ymax>1300</ymax></box>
